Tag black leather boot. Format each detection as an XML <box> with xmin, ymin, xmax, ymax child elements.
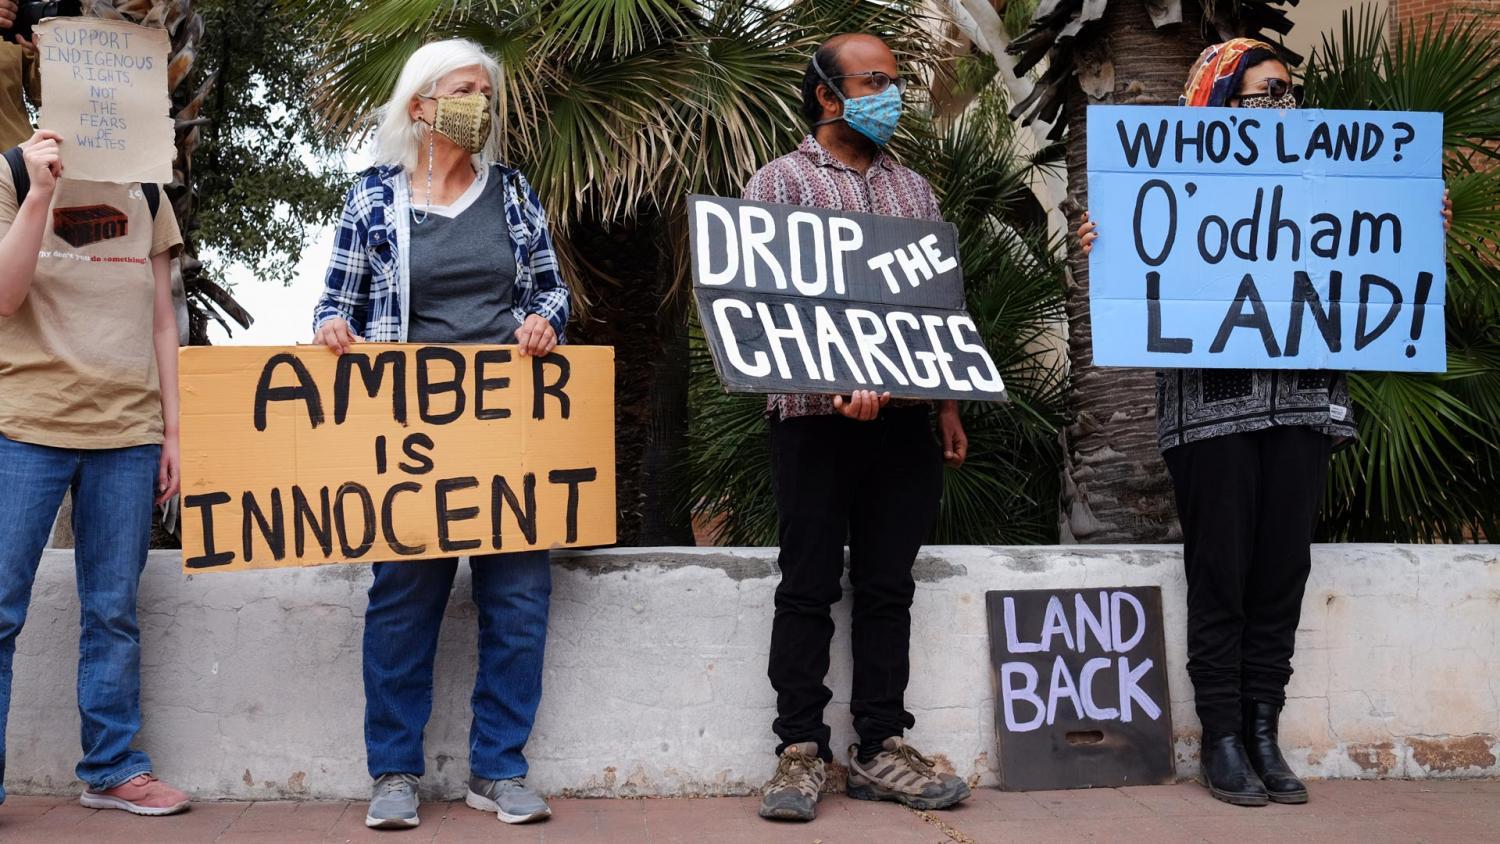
<box><xmin>1199</xmin><ymin>732</ymin><xmax>1269</xmax><ymax>806</ymax></box>
<box><xmin>1243</xmin><ymin>700</ymin><xmax>1309</xmax><ymax>804</ymax></box>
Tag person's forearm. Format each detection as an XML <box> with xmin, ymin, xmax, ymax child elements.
<box><xmin>939</xmin><ymin>399</ymin><xmax>959</xmax><ymax>415</ymax></box>
<box><xmin>155</xmin><ymin>323</ymin><xmax>180</xmax><ymax>434</ymax></box>
<box><xmin>0</xmin><ymin>192</ymin><xmax>52</xmax><ymax>315</ymax></box>
<box><xmin>152</xmin><ymin>254</ymin><xmax>181</xmax><ymax>436</ymax></box>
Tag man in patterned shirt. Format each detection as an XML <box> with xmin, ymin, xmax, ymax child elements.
<box><xmin>751</xmin><ymin>33</ymin><xmax>971</xmax><ymax>824</ymax></box>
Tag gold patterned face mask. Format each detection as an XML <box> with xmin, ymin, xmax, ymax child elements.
<box><xmin>421</xmin><ymin>91</ymin><xmax>492</xmax><ymax>154</ymax></box>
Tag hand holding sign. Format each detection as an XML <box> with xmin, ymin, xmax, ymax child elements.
<box><xmin>17</xmin><ymin>130</ymin><xmax>64</xmax><ymax>195</ymax></box>
<box><xmin>1086</xmin><ymin>106</ymin><xmax>1447</xmax><ymax>372</ymax></box>
<box><xmin>833</xmin><ymin>390</ymin><xmax>890</xmax><ymax>421</ymax></box>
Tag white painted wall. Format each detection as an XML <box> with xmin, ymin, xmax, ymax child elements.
<box><xmin>5</xmin><ymin>545</ymin><xmax>1495</xmax><ymax>799</ymax></box>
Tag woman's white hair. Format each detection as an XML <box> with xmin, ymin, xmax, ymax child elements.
<box><xmin>371</xmin><ymin>39</ymin><xmax>505</xmax><ymax>172</ymax></box>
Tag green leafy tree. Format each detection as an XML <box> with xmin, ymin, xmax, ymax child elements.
<box><xmin>188</xmin><ymin>0</ymin><xmax>346</xmax><ymax>330</ymax></box>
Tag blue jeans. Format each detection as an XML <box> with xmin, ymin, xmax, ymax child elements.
<box><xmin>363</xmin><ymin>551</ymin><xmax>551</xmax><ymax>781</ymax></box>
<box><xmin>0</xmin><ymin>436</ymin><xmax>161</xmax><ymax>798</ymax></box>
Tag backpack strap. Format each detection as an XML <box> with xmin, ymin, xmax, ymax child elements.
<box><xmin>2</xmin><ymin>147</ymin><xmax>158</xmax><ymax>218</ymax></box>
<box><xmin>3</xmin><ymin>147</ymin><xmax>29</xmax><ymax>207</ymax></box>
<box><xmin>143</xmin><ymin>183</ymin><xmax>160</xmax><ymax>219</ymax></box>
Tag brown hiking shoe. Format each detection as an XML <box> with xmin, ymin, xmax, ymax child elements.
<box><xmin>758</xmin><ymin>742</ymin><xmax>826</xmax><ymax>822</ymax></box>
<box><xmin>847</xmin><ymin>737</ymin><xmax>970</xmax><ymax>810</ymax></box>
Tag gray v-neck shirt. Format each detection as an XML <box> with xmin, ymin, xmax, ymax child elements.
<box><xmin>406</xmin><ymin>172</ymin><xmax>519</xmax><ymax>344</ymax></box>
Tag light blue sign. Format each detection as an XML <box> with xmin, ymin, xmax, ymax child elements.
<box><xmin>1087</xmin><ymin>105</ymin><xmax>1446</xmax><ymax>372</ymax></box>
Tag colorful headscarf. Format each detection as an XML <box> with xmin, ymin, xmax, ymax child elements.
<box><xmin>1180</xmin><ymin>38</ymin><xmax>1279</xmax><ymax>108</ymax></box>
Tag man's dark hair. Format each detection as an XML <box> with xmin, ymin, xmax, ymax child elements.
<box><xmin>800</xmin><ymin>43</ymin><xmax>845</xmax><ymax>127</ymax></box>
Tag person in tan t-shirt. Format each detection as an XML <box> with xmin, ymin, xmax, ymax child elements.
<box><xmin>0</xmin><ymin>1</ymin><xmax>42</xmax><ymax>149</ymax></box>
<box><xmin>0</xmin><ymin>129</ymin><xmax>191</xmax><ymax>815</ymax></box>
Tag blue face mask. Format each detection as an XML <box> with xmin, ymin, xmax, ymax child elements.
<box><xmin>812</xmin><ymin>57</ymin><xmax>904</xmax><ymax>146</ymax></box>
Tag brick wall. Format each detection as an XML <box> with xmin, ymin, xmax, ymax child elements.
<box><xmin>1392</xmin><ymin>0</ymin><xmax>1499</xmax><ymax>33</ymax></box>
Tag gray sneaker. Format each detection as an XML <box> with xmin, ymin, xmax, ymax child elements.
<box><xmin>365</xmin><ymin>773</ymin><xmax>421</xmax><ymax>829</ymax></box>
<box><xmin>758</xmin><ymin>742</ymin><xmax>826</xmax><ymax>822</ymax></box>
<box><xmin>465</xmin><ymin>776</ymin><xmax>551</xmax><ymax>824</ymax></box>
<box><xmin>847</xmin><ymin>737</ymin><xmax>970</xmax><ymax>810</ymax></box>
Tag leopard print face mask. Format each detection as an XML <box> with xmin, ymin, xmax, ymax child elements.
<box><xmin>1239</xmin><ymin>92</ymin><xmax>1298</xmax><ymax>109</ymax></box>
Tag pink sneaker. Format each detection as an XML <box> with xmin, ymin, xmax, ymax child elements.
<box><xmin>80</xmin><ymin>773</ymin><xmax>190</xmax><ymax>816</ymax></box>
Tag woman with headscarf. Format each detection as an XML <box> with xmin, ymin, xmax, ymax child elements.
<box><xmin>1078</xmin><ymin>39</ymin><xmax>1451</xmax><ymax>807</ymax></box>
<box><xmin>312</xmin><ymin>38</ymin><xmax>568</xmax><ymax>829</ymax></box>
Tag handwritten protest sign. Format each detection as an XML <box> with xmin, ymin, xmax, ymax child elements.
<box><xmin>986</xmin><ymin>587</ymin><xmax>1174</xmax><ymax>791</ymax></box>
<box><xmin>36</xmin><ymin>18</ymin><xmax>173</xmax><ymax>184</ymax></box>
<box><xmin>689</xmin><ymin>195</ymin><xmax>1007</xmax><ymax>401</ymax></box>
<box><xmin>1087</xmin><ymin>106</ymin><xmax>1446</xmax><ymax>371</ymax></box>
<box><xmin>178</xmin><ymin>345</ymin><xmax>616</xmax><ymax>573</ymax></box>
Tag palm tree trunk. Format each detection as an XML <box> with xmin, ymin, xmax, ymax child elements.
<box><xmin>1059</xmin><ymin>0</ymin><xmax>1212</xmax><ymax>543</ymax></box>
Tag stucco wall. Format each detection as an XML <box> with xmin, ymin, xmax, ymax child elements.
<box><xmin>5</xmin><ymin>545</ymin><xmax>1496</xmax><ymax>798</ymax></box>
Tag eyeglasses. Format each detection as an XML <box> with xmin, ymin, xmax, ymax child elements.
<box><xmin>830</xmin><ymin>71</ymin><xmax>908</xmax><ymax>96</ymax></box>
<box><xmin>1235</xmin><ymin>77</ymin><xmax>1303</xmax><ymax>104</ymax></box>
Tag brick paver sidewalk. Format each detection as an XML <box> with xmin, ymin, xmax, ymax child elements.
<box><xmin>0</xmin><ymin>779</ymin><xmax>1493</xmax><ymax>842</ymax></box>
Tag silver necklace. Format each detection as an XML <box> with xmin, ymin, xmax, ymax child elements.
<box><xmin>411</xmin><ymin>127</ymin><xmax>435</xmax><ymax>225</ymax></box>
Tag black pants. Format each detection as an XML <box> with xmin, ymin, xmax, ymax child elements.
<box><xmin>1163</xmin><ymin>425</ymin><xmax>1331</xmax><ymax>735</ymax></box>
<box><xmin>768</xmin><ymin>407</ymin><xmax>944</xmax><ymax>761</ymax></box>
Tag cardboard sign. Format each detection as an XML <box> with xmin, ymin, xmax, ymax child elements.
<box><xmin>986</xmin><ymin>587</ymin><xmax>1174</xmax><ymax>791</ymax></box>
<box><xmin>36</xmin><ymin>18</ymin><xmax>174</xmax><ymax>184</ymax></box>
<box><xmin>1087</xmin><ymin>106</ymin><xmax>1446</xmax><ymax>372</ymax></box>
<box><xmin>178</xmin><ymin>345</ymin><xmax>616</xmax><ymax>573</ymax></box>
<box><xmin>689</xmin><ymin>195</ymin><xmax>1007</xmax><ymax>401</ymax></box>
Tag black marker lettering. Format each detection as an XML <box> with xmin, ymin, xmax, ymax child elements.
<box><xmin>399</xmin><ymin>433</ymin><xmax>435</xmax><ymax>475</ymax></box>
<box><xmin>1210</xmin><ymin>274</ymin><xmax>1281</xmax><ymax>357</ymax></box>
<box><xmin>548</xmin><ymin>468</ymin><xmax>598</xmax><ymax>544</ymax></box>
<box><xmin>416</xmin><ymin>346</ymin><xmax>467</xmax><ymax>424</ymax></box>
<box><xmin>436</xmin><ymin>476</ymin><xmax>482</xmax><ymax>553</ymax></box>
<box><xmin>532</xmin><ymin>353</ymin><xmax>572</xmax><ymax>420</ymax></box>
<box><xmin>242</xmin><ymin>488</ymin><xmax>286</xmax><ymax>563</ymax></box>
<box><xmin>1132</xmin><ymin>179</ymin><xmax>1177</xmax><ymax>267</ymax></box>
<box><xmin>1285</xmin><ymin>270</ymin><xmax>1342</xmax><ymax>357</ymax></box>
<box><xmin>333</xmin><ymin>482</ymin><xmax>376</xmax><ymax>559</ymax></box>
<box><xmin>334</xmin><ymin>350</ymin><xmax>407</xmax><ymax>425</ymax></box>
<box><xmin>491</xmin><ymin>473</ymin><xmax>538</xmax><ymax>549</ymax></box>
<box><xmin>184</xmin><ymin>492</ymin><xmax>234</xmax><ymax>568</ymax></box>
<box><xmin>381</xmin><ymin>482</ymin><xmax>426</xmax><ymax>555</ymax></box>
<box><xmin>1146</xmin><ymin>272</ymin><xmax>1192</xmax><ymax>354</ymax></box>
<box><xmin>292</xmin><ymin>486</ymin><xmax>333</xmax><ymax>558</ymax></box>
<box><xmin>254</xmin><ymin>354</ymin><xmax>323</xmax><ymax>432</ymax></box>
<box><xmin>474</xmin><ymin>349</ymin><xmax>513</xmax><ymax>421</ymax></box>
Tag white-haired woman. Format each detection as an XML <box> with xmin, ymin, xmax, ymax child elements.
<box><xmin>311</xmin><ymin>39</ymin><xmax>568</xmax><ymax>830</ymax></box>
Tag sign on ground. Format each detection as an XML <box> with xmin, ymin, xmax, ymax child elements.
<box><xmin>986</xmin><ymin>586</ymin><xmax>1175</xmax><ymax>791</ymax></box>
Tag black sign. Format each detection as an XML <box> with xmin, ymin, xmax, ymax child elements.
<box><xmin>985</xmin><ymin>587</ymin><xmax>1175</xmax><ymax>791</ymax></box>
<box><xmin>689</xmin><ymin>195</ymin><xmax>1007</xmax><ymax>402</ymax></box>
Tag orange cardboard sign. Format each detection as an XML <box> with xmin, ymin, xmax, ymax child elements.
<box><xmin>178</xmin><ymin>345</ymin><xmax>616</xmax><ymax>572</ymax></box>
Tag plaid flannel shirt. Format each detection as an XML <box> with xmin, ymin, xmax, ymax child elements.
<box><xmin>313</xmin><ymin>163</ymin><xmax>570</xmax><ymax>342</ymax></box>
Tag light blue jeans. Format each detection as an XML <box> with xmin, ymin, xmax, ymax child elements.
<box><xmin>0</xmin><ymin>435</ymin><xmax>161</xmax><ymax>799</ymax></box>
<box><xmin>363</xmin><ymin>551</ymin><xmax>551</xmax><ymax>782</ymax></box>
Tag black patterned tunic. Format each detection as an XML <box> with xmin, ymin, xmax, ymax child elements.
<box><xmin>1155</xmin><ymin>369</ymin><xmax>1358</xmax><ymax>452</ymax></box>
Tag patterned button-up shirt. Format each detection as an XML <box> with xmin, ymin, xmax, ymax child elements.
<box><xmin>313</xmin><ymin>163</ymin><xmax>570</xmax><ymax>342</ymax></box>
<box><xmin>742</xmin><ymin>135</ymin><xmax>943</xmax><ymax>418</ymax></box>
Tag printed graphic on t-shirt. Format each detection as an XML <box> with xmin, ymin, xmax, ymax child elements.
<box><xmin>52</xmin><ymin>204</ymin><xmax>128</xmax><ymax>248</ymax></box>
